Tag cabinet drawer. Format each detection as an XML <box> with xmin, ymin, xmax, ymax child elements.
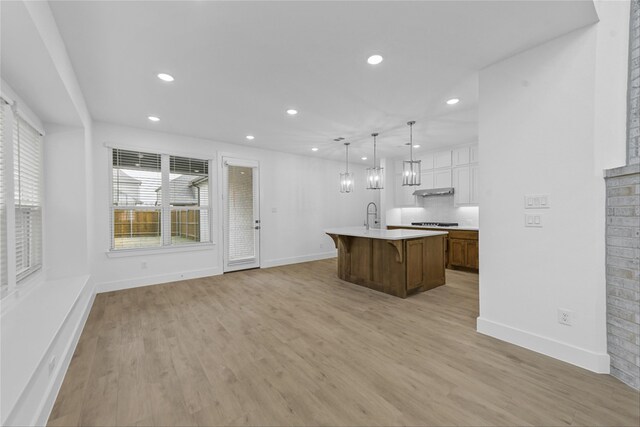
<box><xmin>448</xmin><ymin>230</ymin><xmax>478</xmax><ymax>240</ymax></box>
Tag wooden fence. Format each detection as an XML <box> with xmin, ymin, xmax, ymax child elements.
<box><xmin>113</xmin><ymin>209</ymin><xmax>200</xmax><ymax>241</ymax></box>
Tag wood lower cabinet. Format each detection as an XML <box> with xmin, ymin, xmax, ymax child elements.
<box><xmin>449</xmin><ymin>238</ymin><xmax>478</xmax><ymax>270</ymax></box>
<box><xmin>466</xmin><ymin>240</ymin><xmax>479</xmax><ymax>269</ymax></box>
<box><xmin>388</xmin><ymin>226</ymin><xmax>479</xmax><ymax>272</ymax></box>
<box><xmin>326</xmin><ymin>233</ymin><xmax>446</xmax><ymax>298</ymax></box>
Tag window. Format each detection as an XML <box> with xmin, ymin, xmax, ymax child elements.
<box><xmin>112</xmin><ymin>149</ymin><xmax>162</xmax><ymax>249</ymax></box>
<box><xmin>110</xmin><ymin>148</ymin><xmax>211</xmax><ymax>250</ymax></box>
<box><xmin>14</xmin><ymin>114</ymin><xmax>43</xmax><ymax>281</ymax></box>
<box><xmin>169</xmin><ymin>155</ymin><xmax>210</xmax><ymax>245</ymax></box>
<box><xmin>0</xmin><ymin>99</ymin><xmax>44</xmax><ymax>297</ymax></box>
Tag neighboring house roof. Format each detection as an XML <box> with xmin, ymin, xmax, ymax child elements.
<box><xmin>114</xmin><ymin>170</ymin><xmax>142</xmax><ymax>205</ymax></box>
<box><xmin>155</xmin><ymin>175</ymin><xmax>208</xmax><ymax>206</ymax></box>
<box><xmin>115</xmin><ymin>170</ymin><xmax>142</xmax><ymax>185</ymax></box>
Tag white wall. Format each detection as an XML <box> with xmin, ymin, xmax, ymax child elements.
<box><xmin>44</xmin><ymin>123</ymin><xmax>89</xmax><ymax>279</ymax></box>
<box><xmin>92</xmin><ymin>122</ymin><xmax>377</xmax><ymax>291</ymax></box>
<box><xmin>477</xmin><ymin>2</ymin><xmax>629</xmax><ymax>373</ymax></box>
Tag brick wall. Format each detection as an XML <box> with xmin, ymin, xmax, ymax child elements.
<box><xmin>605</xmin><ymin>165</ymin><xmax>640</xmax><ymax>390</ymax></box>
<box><xmin>605</xmin><ymin>0</ymin><xmax>640</xmax><ymax>391</ymax></box>
<box><xmin>629</xmin><ymin>0</ymin><xmax>639</xmax><ymax>164</ymax></box>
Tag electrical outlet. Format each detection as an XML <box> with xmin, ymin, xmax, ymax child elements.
<box><xmin>558</xmin><ymin>309</ymin><xmax>573</xmax><ymax>326</ymax></box>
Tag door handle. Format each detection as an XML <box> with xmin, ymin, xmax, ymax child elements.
<box><xmin>254</xmin><ymin>226</ymin><xmax>260</xmax><ymax>230</ymax></box>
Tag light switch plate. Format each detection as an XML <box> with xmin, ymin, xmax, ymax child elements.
<box><xmin>525</xmin><ymin>213</ymin><xmax>543</xmax><ymax>227</ymax></box>
<box><xmin>524</xmin><ymin>194</ymin><xmax>551</xmax><ymax>209</ymax></box>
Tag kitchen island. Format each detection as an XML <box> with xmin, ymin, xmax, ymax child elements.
<box><xmin>388</xmin><ymin>224</ymin><xmax>479</xmax><ymax>272</ymax></box>
<box><xmin>325</xmin><ymin>227</ymin><xmax>448</xmax><ymax>298</ymax></box>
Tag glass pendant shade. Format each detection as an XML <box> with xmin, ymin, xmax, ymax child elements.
<box><xmin>366</xmin><ymin>133</ymin><xmax>384</xmax><ymax>189</ymax></box>
<box><xmin>339</xmin><ymin>172</ymin><xmax>354</xmax><ymax>193</ymax></box>
<box><xmin>366</xmin><ymin>167</ymin><xmax>384</xmax><ymax>189</ymax></box>
<box><xmin>402</xmin><ymin>120</ymin><xmax>421</xmax><ymax>186</ymax></box>
<box><xmin>339</xmin><ymin>141</ymin><xmax>354</xmax><ymax>193</ymax></box>
<box><xmin>402</xmin><ymin>160</ymin><xmax>421</xmax><ymax>186</ymax></box>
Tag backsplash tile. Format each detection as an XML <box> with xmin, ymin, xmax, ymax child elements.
<box><xmin>399</xmin><ymin>195</ymin><xmax>479</xmax><ymax>227</ymax></box>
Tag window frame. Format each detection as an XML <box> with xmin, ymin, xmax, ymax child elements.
<box><xmin>108</xmin><ymin>146</ymin><xmax>215</xmax><ymax>254</ymax></box>
<box><xmin>0</xmin><ymin>99</ymin><xmax>45</xmax><ymax>299</ymax></box>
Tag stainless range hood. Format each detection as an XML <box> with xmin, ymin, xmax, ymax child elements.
<box><xmin>412</xmin><ymin>187</ymin><xmax>455</xmax><ymax>197</ymax></box>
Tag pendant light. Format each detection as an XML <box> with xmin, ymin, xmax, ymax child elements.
<box><xmin>402</xmin><ymin>120</ymin><xmax>421</xmax><ymax>186</ymax></box>
<box><xmin>339</xmin><ymin>140</ymin><xmax>354</xmax><ymax>193</ymax></box>
<box><xmin>366</xmin><ymin>132</ymin><xmax>384</xmax><ymax>189</ymax></box>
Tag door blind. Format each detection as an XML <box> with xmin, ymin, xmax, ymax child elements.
<box><xmin>14</xmin><ymin>114</ymin><xmax>43</xmax><ymax>281</ymax></box>
<box><xmin>0</xmin><ymin>103</ymin><xmax>7</xmax><ymax>289</ymax></box>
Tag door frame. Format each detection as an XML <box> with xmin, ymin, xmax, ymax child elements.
<box><xmin>219</xmin><ymin>155</ymin><xmax>261</xmax><ymax>272</ymax></box>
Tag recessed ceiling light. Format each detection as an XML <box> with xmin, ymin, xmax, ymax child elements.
<box><xmin>446</xmin><ymin>98</ymin><xmax>460</xmax><ymax>105</ymax></box>
<box><xmin>157</xmin><ymin>73</ymin><xmax>174</xmax><ymax>82</ymax></box>
<box><xmin>148</xmin><ymin>116</ymin><xmax>160</xmax><ymax>122</ymax></box>
<box><xmin>414</xmin><ymin>145</ymin><xmax>421</xmax><ymax>148</ymax></box>
<box><xmin>311</xmin><ymin>147</ymin><xmax>319</xmax><ymax>152</ymax></box>
<box><xmin>286</xmin><ymin>109</ymin><xmax>298</xmax><ymax>115</ymax></box>
<box><xmin>367</xmin><ymin>54</ymin><xmax>383</xmax><ymax>65</ymax></box>
<box><xmin>361</xmin><ymin>157</ymin><xmax>367</xmax><ymax>160</ymax></box>
<box><xmin>246</xmin><ymin>135</ymin><xmax>255</xmax><ymax>140</ymax></box>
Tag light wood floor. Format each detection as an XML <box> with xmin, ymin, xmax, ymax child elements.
<box><xmin>48</xmin><ymin>259</ymin><xmax>639</xmax><ymax>426</ymax></box>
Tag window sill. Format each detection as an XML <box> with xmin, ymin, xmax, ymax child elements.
<box><xmin>1</xmin><ymin>268</ymin><xmax>45</xmax><ymax>312</ymax></box>
<box><xmin>106</xmin><ymin>243</ymin><xmax>216</xmax><ymax>258</ymax></box>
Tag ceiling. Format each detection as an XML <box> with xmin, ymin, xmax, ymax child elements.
<box><xmin>0</xmin><ymin>1</ymin><xmax>82</xmax><ymax>127</ymax></box>
<box><xmin>8</xmin><ymin>1</ymin><xmax>599</xmax><ymax>162</ymax></box>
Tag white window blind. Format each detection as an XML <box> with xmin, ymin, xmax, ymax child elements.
<box><xmin>0</xmin><ymin>103</ymin><xmax>7</xmax><ymax>290</ymax></box>
<box><xmin>111</xmin><ymin>149</ymin><xmax>211</xmax><ymax>250</ymax></box>
<box><xmin>169</xmin><ymin>155</ymin><xmax>210</xmax><ymax>245</ymax></box>
<box><xmin>14</xmin><ymin>115</ymin><xmax>43</xmax><ymax>281</ymax></box>
<box><xmin>112</xmin><ymin>149</ymin><xmax>162</xmax><ymax>249</ymax></box>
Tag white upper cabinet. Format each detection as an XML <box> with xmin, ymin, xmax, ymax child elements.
<box><xmin>434</xmin><ymin>150</ymin><xmax>452</xmax><ymax>169</ymax></box>
<box><xmin>389</xmin><ymin>144</ymin><xmax>478</xmax><ymax>208</ymax></box>
<box><xmin>453</xmin><ymin>164</ymin><xmax>479</xmax><ymax>206</ymax></box>
<box><xmin>453</xmin><ymin>167</ymin><xmax>471</xmax><ymax>205</ymax></box>
<box><xmin>470</xmin><ymin>145</ymin><xmax>479</xmax><ymax>164</ymax></box>
<box><xmin>420</xmin><ymin>171</ymin><xmax>434</xmax><ymax>190</ymax></box>
<box><xmin>452</xmin><ymin>147</ymin><xmax>470</xmax><ymax>167</ymax></box>
<box><xmin>470</xmin><ymin>164</ymin><xmax>479</xmax><ymax>204</ymax></box>
<box><xmin>434</xmin><ymin>169</ymin><xmax>452</xmax><ymax>188</ymax></box>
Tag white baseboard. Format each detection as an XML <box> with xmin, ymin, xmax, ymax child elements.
<box><xmin>97</xmin><ymin>252</ymin><xmax>336</xmax><ymax>293</ymax></box>
<box><xmin>261</xmin><ymin>251</ymin><xmax>337</xmax><ymax>269</ymax></box>
<box><xmin>97</xmin><ymin>267</ymin><xmax>223</xmax><ymax>293</ymax></box>
<box><xmin>477</xmin><ymin>316</ymin><xmax>611</xmax><ymax>374</ymax></box>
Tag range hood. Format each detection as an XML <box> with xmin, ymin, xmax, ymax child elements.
<box><xmin>412</xmin><ymin>187</ymin><xmax>455</xmax><ymax>197</ymax></box>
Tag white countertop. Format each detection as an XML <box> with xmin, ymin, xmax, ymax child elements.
<box><xmin>325</xmin><ymin>227</ymin><xmax>448</xmax><ymax>241</ymax></box>
<box><xmin>388</xmin><ymin>224</ymin><xmax>479</xmax><ymax>231</ymax></box>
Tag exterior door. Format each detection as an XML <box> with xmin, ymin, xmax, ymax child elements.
<box><xmin>222</xmin><ymin>157</ymin><xmax>260</xmax><ymax>272</ymax></box>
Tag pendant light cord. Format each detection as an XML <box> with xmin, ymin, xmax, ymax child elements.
<box><xmin>371</xmin><ymin>133</ymin><xmax>378</xmax><ymax>168</ymax></box>
<box><xmin>345</xmin><ymin>143</ymin><xmax>349</xmax><ymax>174</ymax></box>
<box><xmin>408</xmin><ymin>120</ymin><xmax>416</xmax><ymax>162</ymax></box>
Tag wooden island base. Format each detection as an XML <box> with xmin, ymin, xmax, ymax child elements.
<box><xmin>326</xmin><ymin>230</ymin><xmax>446</xmax><ymax>298</ymax></box>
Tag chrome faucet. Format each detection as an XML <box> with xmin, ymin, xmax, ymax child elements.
<box><xmin>365</xmin><ymin>202</ymin><xmax>379</xmax><ymax>230</ymax></box>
